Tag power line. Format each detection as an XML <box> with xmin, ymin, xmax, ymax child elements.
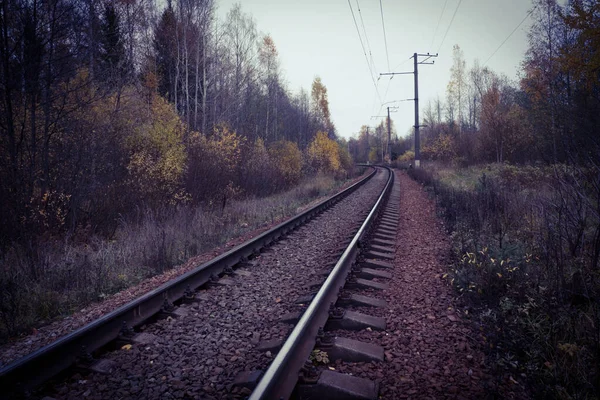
<box><xmin>483</xmin><ymin>6</ymin><xmax>536</xmax><ymax>66</ymax></box>
<box><xmin>356</xmin><ymin>0</ymin><xmax>378</xmax><ymax>76</ymax></box>
<box><xmin>430</xmin><ymin>0</ymin><xmax>448</xmax><ymax>51</ymax></box>
<box><xmin>376</xmin><ymin>76</ymin><xmax>393</xmax><ymax>116</ymax></box>
<box><xmin>379</xmin><ymin>0</ymin><xmax>390</xmax><ymax>71</ymax></box>
<box><xmin>437</xmin><ymin>0</ymin><xmax>462</xmax><ymax>53</ymax></box>
<box><xmin>348</xmin><ymin>0</ymin><xmax>382</xmax><ymax>103</ymax></box>
<box><xmin>391</xmin><ymin>56</ymin><xmax>412</xmax><ymax>72</ymax></box>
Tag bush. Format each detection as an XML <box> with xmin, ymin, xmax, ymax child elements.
<box><xmin>410</xmin><ymin>164</ymin><xmax>600</xmax><ymax>399</ymax></box>
<box><xmin>0</xmin><ymin>173</ymin><xmax>353</xmax><ymax>341</ymax></box>
<box><xmin>268</xmin><ymin>140</ymin><xmax>304</xmax><ymax>189</ymax></box>
<box><xmin>307</xmin><ymin>131</ymin><xmax>341</xmax><ymax>174</ymax></box>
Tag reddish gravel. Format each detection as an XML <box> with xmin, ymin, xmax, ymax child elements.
<box><xmin>327</xmin><ymin>170</ymin><xmax>530</xmax><ymax>399</ymax></box>
<box><xmin>32</xmin><ymin>169</ymin><xmax>389</xmax><ymax>400</ymax></box>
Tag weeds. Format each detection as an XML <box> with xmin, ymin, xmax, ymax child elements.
<box><xmin>409</xmin><ymin>164</ymin><xmax>600</xmax><ymax>399</ymax></box>
<box><xmin>0</xmin><ymin>172</ymin><xmax>358</xmax><ymax>341</ymax></box>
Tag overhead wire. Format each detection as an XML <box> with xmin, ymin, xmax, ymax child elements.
<box><xmin>356</xmin><ymin>0</ymin><xmax>378</xmax><ymax>76</ymax></box>
<box><xmin>379</xmin><ymin>0</ymin><xmax>390</xmax><ymax>71</ymax></box>
<box><xmin>391</xmin><ymin>55</ymin><xmax>412</xmax><ymax>71</ymax></box>
<box><xmin>430</xmin><ymin>0</ymin><xmax>449</xmax><ymax>51</ymax></box>
<box><xmin>436</xmin><ymin>0</ymin><xmax>463</xmax><ymax>53</ymax></box>
<box><xmin>348</xmin><ymin>0</ymin><xmax>382</xmax><ymax>104</ymax></box>
<box><xmin>483</xmin><ymin>5</ymin><xmax>537</xmax><ymax>66</ymax></box>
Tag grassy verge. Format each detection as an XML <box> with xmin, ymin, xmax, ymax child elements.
<box><xmin>408</xmin><ymin>163</ymin><xmax>600</xmax><ymax>399</ymax></box>
<box><xmin>0</xmin><ymin>170</ymin><xmax>365</xmax><ymax>342</ymax></box>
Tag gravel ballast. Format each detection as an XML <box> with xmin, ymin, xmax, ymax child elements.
<box><xmin>33</xmin><ymin>169</ymin><xmax>389</xmax><ymax>400</ymax></box>
<box><xmin>322</xmin><ymin>170</ymin><xmax>530</xmax><ymax>399</ymax></box>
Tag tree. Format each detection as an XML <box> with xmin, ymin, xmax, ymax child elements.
<box><xmin>469</xmin><ymin>60</ymin><xmax>495</xmax><ymax>130</ymax></box>
<box><xmin>100</xmin><ymin>3</ymin><xmax>128</xmax><ymax>89</ymax></box>
<box><xmin>222</xmin><ymin>3</ymin><xmax>258</xmax><ymax>132</ymax></box>
<box><xmin>311</xmin><ymin>77</ymin><xmax>335</xmax><ymax>138</ymax></box>
<box><xmin>258</xmin><ymin>35</ymin><xmax>280</xmax><ymax>142</ymax></box>
<box><xmin>155</xmin><ymin>3</ymin><xmax>178</xmax><ymax>103</ymax></box>
<box><xmin>269</xmin><ymin>140</ymin><xmax>303</xmax><ymax>188</ymax></box>
<box><xmin>447</xmin><ymin>44</ymin><xmax>467</xmax><ymax>133</ymax></box>
<box><xmin>521</xmin><ymin>0</ymin><xmax>565</xmax><ymax>162</ymax></box>
<box><xmin>307</xmin><ymin>131</ymin><xmax>341</xmax><ymax>173</ymax></box>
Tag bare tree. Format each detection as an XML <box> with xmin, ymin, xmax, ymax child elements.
<box><xmin>447</xmin><ymin>44</ymin><xmax>467</xmax><ymax>133</ymax></box>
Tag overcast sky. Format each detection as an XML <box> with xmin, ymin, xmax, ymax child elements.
<box><xmin>215</xmin><ymin>0</ymin><xmax>535</xmax><ymax>139</ymax></box>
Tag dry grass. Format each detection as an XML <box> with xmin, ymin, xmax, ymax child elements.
<box><xmin>409</xmin><ymin>163</ymin><xmax>600</xmax><ymax>399</ymax></box>
<box><xmin>0</xmin><ymin>171</ymin><xmax>361</xmax><ymax>341</ymax></box>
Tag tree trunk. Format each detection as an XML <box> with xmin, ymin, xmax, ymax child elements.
<box><xmin>42</xmin><ymin>1</ymin><xmax>57</xmax><ymax>196</ymax></box>
<box><xmin>1</xmin><ymin>1</ymin><xmax>17</xmax><ymax>182</ymax></box>
<box><xmin>201</xmin><ymin>33</ymin><xmax>207</xmax><ymax>135</ymax></box>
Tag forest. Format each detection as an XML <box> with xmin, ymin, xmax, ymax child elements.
<box><xmin>0</xmin><ymin>0</ymin><xmax>353</xmax><ymax>340</ymax></box>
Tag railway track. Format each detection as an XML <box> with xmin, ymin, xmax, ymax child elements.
<box><xmin>1</xmin><ymin>166</ymin><xmax>399</xmax><ymax>400</ymax></box>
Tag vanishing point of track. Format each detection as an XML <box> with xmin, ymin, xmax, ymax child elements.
<box><xmin>1</xmin><ymin>166</ymin><xmax>399</xmax><ymax>400</ymax></box>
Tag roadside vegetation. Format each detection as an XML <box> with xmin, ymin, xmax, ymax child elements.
<box><xmin>0</xmin><ymin>1</ymin><xmax>354</xmax><ymax>341</ymax></box>
<box><xmin>0</xmin><ymin>170</ymin><xmax>359</xmax><ymax>341</ymax></box>
<box><xmin>409</xmin><ymin>164</ymin><xmax>599</xmax><ymax>399</ymax></box>
<box><xmin>387</xmin><ymin>1</ymin><xmax>599</xmax><ymax>398</ymax></box>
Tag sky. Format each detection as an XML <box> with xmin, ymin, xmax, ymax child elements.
<box><xmin>215</xmin><ymin>0</ymin><xmax>535</xmax><ymax>139</ymax></box>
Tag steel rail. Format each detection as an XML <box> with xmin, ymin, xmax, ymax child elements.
<box><xmin>0</xmin><ymin>167</ymin><xmax>376</xmax><ymax>397</ymax></box>
<box><xmin>249</xmin><ymin>166</ymin><xmax>394</xmax><ymax>400</ymax></box>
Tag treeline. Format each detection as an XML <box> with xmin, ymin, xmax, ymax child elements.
<box><xmin>347</xmin><ymin>120</ymin><xmax>402</xmax><ymax>165</ymax></box>
<box><xmin>0</xmin><ymin>0</ymin><xmax>349</xmax><ymax>250</ymax></box>
<box><xmin>350</xmin><ymin>0</ymin><xmax>599</xmax><ymax>168</ymax></box>
<box><xmin>420</xmin><ymin>0</ymin><xmax>599</xmax><ymax>166</ymax></box>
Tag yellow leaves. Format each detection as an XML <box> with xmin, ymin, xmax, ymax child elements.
<box><xmin>122</xmin><ymin>90</ymin><xmax>188</xmax><ymax>204</ymax></box>
<box><xmin>202</xmin><ymin>123</ymin><xmax>245</xmax><ymax>176</ymax></box>
<box><xmin>422</xmin><ymin>134</ymin><xmax>457</xmax><ymax>162</ymax></box>
<box><xmin>307</xmin><ymin>131</ymin><xmax>341</xmax><ymax>174</ymax></box>
<box><xmin>311</xmin><ymin>78</ymin><xmax>333</xmax><ymax>132</ymax></box>
<box><xmin>121</xmin><ymin>344</ymin><xmax>132</xmax><ymax>350</ymax></box>
<box><xmin>398</xmin><ymin>150</ymin><xmax>415</xmax><ymax>163</ymax></box>
<box><xmin>269</xmin><ymin>140</ymin><xmax>303</xmax><ymax>186</ymax></box>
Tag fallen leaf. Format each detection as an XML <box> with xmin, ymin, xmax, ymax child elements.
<box><xmin>121</xmin><ymin>344</ymin><xmax>132</xmax><ymax>350</ymax></box>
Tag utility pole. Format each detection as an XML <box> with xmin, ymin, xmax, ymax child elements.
<box><xmin>371</xmin><ymin>107</ymin><xmax>396</xmax><ymax>163</ymax></box>
<box><xmin>386</xmin><ymin>106</ymin><xmax>398</xmax><ymax>163</ymax></box>
<box><xmin>381</xmin><ymin>52</ymin><xmax>438</xmax><ymax>167</ymax></box>
<box><xmin>364</xmin><ymin>126</ymin><xmax>376</xmax><ymax>163</ymax></box>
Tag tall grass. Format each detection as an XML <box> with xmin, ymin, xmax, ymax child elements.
<box><xmin>0</xmin><ymin>172</ymin><xmax>357</xmax><ymax>341</ymax></box>
<box><xmin>409</xmin><ymin>163</ymin><xmax>600</xmax><ymax>399</ymax></box>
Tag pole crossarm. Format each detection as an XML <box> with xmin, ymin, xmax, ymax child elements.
<box><xmin>380</xmin><ymin>71</ymin><xmax>412</xmax><ymax>76</ymax></box>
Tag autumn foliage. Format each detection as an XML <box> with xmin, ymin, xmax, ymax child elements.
<box><xmin>307</xmin><ymin>131</ymin><xmax>341</xmax><ymax>173</ymax></box>
<box><xmin>0</xmin><ymin>1</ymin><xmax>354</xmax><ymax>339</ymax></box>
